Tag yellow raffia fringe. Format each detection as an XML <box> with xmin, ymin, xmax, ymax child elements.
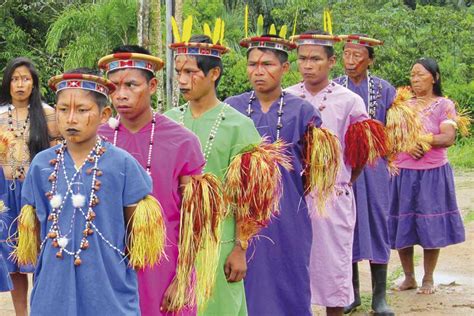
<box><xmin>224</xmin><ymin>139</ymin><xmax>292</xmax><ymax>222</ymax></box>
<box><xmin>127</xmin><ymin>195</ymin><xmax>166</xmax><ymax>269</ymax></box>
<box><xmin>304</xmin><ymin>126</ymin><xmax>341</xmax><ymax>216</ymax></box>
<box><xmin>10</xmin><ymin>205</ymin><xmax>39</xmax><ymax>265</ymax></box>
<box><xmin>170</xmin><ymin>173</ymin><xmax>224</xmax><ymax>311</ymax></box>
<box><xmin>449</xmin><ymin>106</ymin><xmax>472</xmax><ymax>137</ymax></box>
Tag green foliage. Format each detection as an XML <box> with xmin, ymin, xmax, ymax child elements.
<box><xmin>46</xmin><ymin>0</ymin><xmax>137</xmax><ymax>71</ymax></box>
<box><xmin>449</xmin><ymin>137</ymin><xmax>474</xmax><ymax>169</ymax></box>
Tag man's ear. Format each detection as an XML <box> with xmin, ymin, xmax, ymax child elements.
<box><xmin>282</xmin><ymin>61</ymin><xmax>290</xmax><ymax>73</ymax></box>
<box><xmin>148</xmin><ymin>77</ymin><xmax>158</xmax><ymax>94</ymax></box>
<box><xmin>209</xmin><ymin>67</ymin><xmax>221</xmax><ymax>83</ymax></box>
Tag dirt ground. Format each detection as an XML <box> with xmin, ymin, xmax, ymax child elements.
<box><xmin>1</xmin><ymin>171</ymin><xmax>473</xmax><ymax>315</ymax></box>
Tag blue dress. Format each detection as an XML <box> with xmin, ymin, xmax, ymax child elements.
<box><xmin>22</xmin><ymin>141</ymin><xmax>152</xmax><ymax>315</ymax></box>
<box><xmin>334</xmin><ymin>75</ymin><xmax>396</xmax><ymax>264</ymax></box>
<box><xmin>226</xmin><ymin>92</ymin><xmax>321</xmax><ymax>316</ymax></box>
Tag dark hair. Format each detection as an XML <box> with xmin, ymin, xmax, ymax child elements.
<box><xmin>0</xmin><ymin>57</ymin><xmax>50</xmax><ymax>161</ymax></box>
<box><xmin>343</xmin><ymin>33</ymin><xmax>375</xmax><ymax>59</ymax></box>
<box><xmin>300</xmin><ymin>30</ymin><xmax>335</xmax><ymax>58</ymax></box>
<box><xmin>59</xmin><ymin>68</ymin><xmax>109</xmax><ymax>109</ymax></box>
<box><xmin>413</xmin><ymin>58</ymin><xmax>443</xmax><ymax>97</ymax></box>
<box><xmin>110</xmin><ymin>45</ymin><xmax>155</xmax><ymax>82</ymax></box>
<box><xmin>185</xmin><ymin>34</ymin><xmax>223</xmax><ymax>87</ymax></box>
<box><xmin>246</xmin><ymin>34</ymin><xmax>289</xmax><ymax>64</ymax></box>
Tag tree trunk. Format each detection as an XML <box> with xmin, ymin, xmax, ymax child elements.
<box><xmin>137</xmin><ymin>0</ymin><xmax>150</xmax><ymax>47</ymax></box>
<box><xmin>150</xmin><ymin>0</ymin><xmax>164</xmax><ymax>111</ymax></box>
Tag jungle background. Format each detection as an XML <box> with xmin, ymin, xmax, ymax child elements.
<box><xmin>1</xmin><ymin>1</ymin><xmax>474</xmax><ymax>315</ymax></box>
<box><xmin>0</xmin><ymin>0</ymin><xmax>473</xmax><ymax>168</ymax></box>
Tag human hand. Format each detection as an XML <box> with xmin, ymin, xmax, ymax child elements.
<box><xmin>224</xmin><ymin>246</ymin><xmax>247</xmax><ymax>282</ymax></box>
<box><xmin>160</xmin><ymin>277</ymin><xmax>179</xmax><ymax>312</ymax></box>
<box><xmin>409</xmin><ymin>143</ymin><xmax>426</xmax><ymax>160</ymax></box>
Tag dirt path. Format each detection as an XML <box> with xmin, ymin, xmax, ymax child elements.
<box><xmin>1</xmin><ymin>171</ymin><xmax>473</xmax><ymax>315</ymax></box>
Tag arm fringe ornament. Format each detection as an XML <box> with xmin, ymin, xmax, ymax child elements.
<box><xmin>10</xmin><ymin>205</ymin><xmax>39</xmax><ymax>265</ymax></box>
<box><xmin>127</xmin><ymin>195</ymin><xmax>166</xmax><ymax>269</ymax></box>
<box><xmin>302</xmin><ymin>124</ymin><xmax>341</xmax><ymax>216</ymax></box>
<box><xmin>170</xmin><ymin>173</ymin><xmax>225</xmax><ymax>311</ymax></box>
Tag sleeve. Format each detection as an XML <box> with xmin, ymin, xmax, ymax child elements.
<box><xmin>385</xmin><ymin>83</ymin><xmax>397</xmax><ymax>109</ymax></box>
<box><xmin>179</xmin><ymin>135</ymin><xmax>205</xmax><ymax>177</ymax></box>
<box><xmin>122</xmin><ymin>154</ymin><xmax>153</xmax><ymax>207</ymax></box>
<box><xmin>229</xmin><ymin>118</ymin><xmax>262</xmax><ymax>158</ymax></box>
<box><xmin>349</xmin><ymin>95</ymin><xmax>370</xmax><ymax>124</ymax></box>
<box><xmin>438</xmin><ymin>98</ymin><xmax>457</xmax><ymax>128</ymax></box>
<box><xmin>21</xmin><ymin>163</ymin><xmax>37</xmax><ymax>207</ymax></box>
<box><xmin>301</xmin><ymin>101</ymin><xmax>321</xmax><ymax>137</ymax></box>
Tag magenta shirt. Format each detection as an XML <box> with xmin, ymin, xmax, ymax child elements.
<box><xmin>396</xmin><ymin>97</ymin><xmax>457</xmax><ymax>170</ymax></box>
<box><xmin>99</xmin><ymin>114</ymin><xmax>205</xmax><ymax>316</ymax></box>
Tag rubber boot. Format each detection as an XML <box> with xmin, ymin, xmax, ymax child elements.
<box><xmin>343</xmin><ymin>263</ymin><xmax>361</xmax><ymax>314</ymax></box>
<box><xmin>371</xmin><ymin>263</ymin><xmax>395</xmax><ymax>316</ymax></box>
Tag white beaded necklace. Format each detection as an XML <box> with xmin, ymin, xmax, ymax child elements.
<box><xmin>341</xmin><ymin>72</ymin><xmax>381</xmax><ymax>119</ymax></box>
<box><xmin>43</xmin><ymin>137</ymin><xmax>125</xmax><ymax>266</ymax></box>
<box><xmin>112</xmin><ymin>113</ymin><xmax>156</xmax><ymax>175</ymax></box>
<box><xmin>178</xmin><ymin>102</ymin><xmax>228</xmax><ymax>167</ymax></box>
<box><xmin>246</xmin><ymin>90</ymin><xmax>285</xmax><ymax>140</ymax></box>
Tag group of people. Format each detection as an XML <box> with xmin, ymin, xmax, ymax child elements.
<box><xmin>0</xmin><ymin>20</ymin><xmax>466</xmax><ymax>316</ymax></box>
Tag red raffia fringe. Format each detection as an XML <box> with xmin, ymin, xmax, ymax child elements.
<box><xmin>345</xmin><ymin>119</ymin><xmax>388</xmax><ymax>169</ymax></box>
<box><xmin>302</xmin><ymin>123</ymin><xmax>341</xmax><ymax>216</ymax></box>
<box><xmin>225</xmin><ymin>138</ymin><xmax>292</xmax><ymax>241</ymax></box>
<box><xmin>170</xmin><ymin>173</ymin><xmax>225</xmax><ymax>311</ymax></box>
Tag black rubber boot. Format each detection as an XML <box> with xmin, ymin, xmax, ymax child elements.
<box><xmin>343</xmin><ymin>263</ymin><xmax>361</xmax><ymax>314</ymax></box>
<box><xmin>371</xmin><ymin>263</ymin><xmax>395</xmax><ymax>316</ymax></box>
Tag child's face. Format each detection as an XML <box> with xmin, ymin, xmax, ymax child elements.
<box><xmin>175</xmin><ymin>55</ymin><xmax>217</xmax><ymax>102</ymax></box>
<box><xmin>247</xmin><ymin>49</ymin><xmax>289</xmax><ymax>94</ymax></box>
<box><xmin>56</xmin><ymin>89</ymin><xmax>111</xmax><ymax>146</ymax></box>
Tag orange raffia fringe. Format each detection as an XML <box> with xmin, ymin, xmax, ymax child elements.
<box><xmin>448</xmin><ymin>105</ymin><xmax>472</xmax><ymax>137</ymax></box>
<box><xmin>170</xmin><ymin>173</ymin><xmax>224</xmax><ymax>311</ymax></box>
<box><xmin>345</xmin><ymin>119</ymin><xmax>388</xmax><ymax>169</ymax></box>
<box><xmin>127</xmin><ymin>195</ymin><xmax>166</xmax><ymax>269</ymax></box>
<box><xmin>302</xmin><ymin>124</ymin><xmax>341</xmax><ymax>215</ymax></box>
<box><xmin>225</xmin><ymin>139</ymin><xmax>292</xmax><ymax>225</ymax></box>
<box><xmin>10</xmin><ymin>205</ymin><xmax>39</xmax><ymax>265</ymax></box>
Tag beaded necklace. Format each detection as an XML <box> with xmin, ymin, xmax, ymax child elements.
<box><xmin>341</xmin><ymin>72</ymin><xmax>382</xmax><ymax>119</ymax></box>
<box><xmin>113</xmin><ymin>113</ymin><xmax>156</xmax><ymax>175</ymax></box>
<box><xmin>178</xmin><ymin>102</ymin><xmax>228</xmax><ymax>166</ymax></box>
<box><xmin>6</xmin><ymin>105</ymin><xmax>30</xmax><ymax>186</ymax></box>
<box><xmin>299</xmin><ymin>81</ymin><xmax>336</xmax><ymax>112</ymax></box>
<box><xmin>247</xmin><ymin>90</ymin><xmax>285</xmax><ymax>140</ymax></box>
<box><xmin>44</xmin><ymin>137</ymin><xmax>124</xmax><ymax>266</ymax></box>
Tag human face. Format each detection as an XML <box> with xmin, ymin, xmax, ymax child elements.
<box><xmin>342</xmin><ymin>43</ymin><xmax>373</xmax><ymax>80</ymax></box>
<box><xmin>175</xmin><ymin>55</ymin><xmax>218</xmax><ymax>102</ymax></box>
<box><xmin>56</xmin><ymin>89</ymin><xmax>111</xmax><ymax>146</ymax></box>
<box><xmin>410</xmin><ymin>63</ymin><xmax>435</xmax><ymax>97</ymax></box>
<box><xmin>10</xmin><ymin>65</ymin><xmax>33</xmax><ymax>105</ymax></box>
<box><xmin>297</xmin><ymin>45</ymin><xmax>335</xmax><ymax>87</ymax></box>
<box><xmin>247</xmin><ymin>48</ymin><xmax>289</xmax><ymax>94</ymax></box>
<box><xmin>108</xmin><ymin>69</ymin><xmax>157</xmax><ymax>121</ymax></box>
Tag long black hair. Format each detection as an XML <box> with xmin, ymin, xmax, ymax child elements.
<box><xmin>413</xmin><ymin>57</ymin><xmax>443</xmax><ymax>97</ymax></box>
<box><xmin>0</xmin><ymin>57</ymin><xmax>50</xmax><ymax>161</ymax></box>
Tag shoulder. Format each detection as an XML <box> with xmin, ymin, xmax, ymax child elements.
<box><xmin>373</xmin><ymin>76</ymin><xmax>396</xmax><ymax>93</ymax></box>
<box><xmin>30</xmin><ymin>145</ymin><xmax>58</xmax><ymax>168</ymax></box>
<box><xmin>98</xmin><ymin>123</ymin><xmax>114</xmax><ymax>141</ymax></box>
<box><xmin>284</xmin><ymin>83</ymin><xmax>302</xmax><ymax>96</ymax></box>
<box><xmin>437</xmin><ymin>97</ymin><xmax>456</xmax><ymax>111</ymax></box>
<box><xmin>163</xmin><ymin>106</ymin><xmax>184</xmax><ymax>121</ymax></box>
<box><xmin>333</xmin><ymin>76</ymin><xmax>346</xmax><ymax>85</ymax></box>
<box><xmin>155</xmin><ymin>114</ymin><xmax>201</xmax><ymax>145</ymax></box>
<box><xmin>225</xmin><ymin>91</ymin><xmax>253</xmax><ymax>107</ymax></box>
<box><xmin>222</xmin><ymin>103</ymin><xmax>255</xmax><ymax>128</ymax></box>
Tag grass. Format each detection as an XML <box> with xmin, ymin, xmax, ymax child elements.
<box><xmin>463</xmin><ymin>210</ymin><xmax>474</xmax><ymax>224</ymax></box>
<box><xmin>448</xmin><ymin>137</ymin><xmax>474</xmax><ymax>169</ymax></box>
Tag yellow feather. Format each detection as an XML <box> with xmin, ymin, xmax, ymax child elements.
<box><xmin>292</xmin><ymin>9</ymin><xmax>299</xmax><ymax>37</ymax></box>
<box><xmin>171</xmin><ymin>16</ymin><xmax>181</xmax><ymax>43</ymax></box>
<box><xmin>244</xmin><ymin>5</ymin><xmax>249</xmax><ymax>38</ymax></box>
<box><xmin>203</xmin><ymin>23</ymin><xmax>212</xmax><ymax>38</ymax></box>
<box><xmin>182</xmin><ymin>16</ymin><xmax>193</xmax><ymax>42</ymax></box>
<box><xmin>279</xmin><ymin>25</ymin><xmax>288</xmax><ymax>39</ymax></box>
<box><xmin>220</xmin><ymin>20</ymin><xmax>225</xmax><ymax>44</ymax></box>
<box><xmin>323</xmin><ymin>10</ymin><xmax>327</xmax><ymax>32</ymax></box>
<box><xmin>327</xmin><ymin>10</ymin><xmax>333</xmax><ymax>35</ymax></box>
<box><xmin>257</xmin><ymin>14</ymin><xmax>264</xmax><ymax>35</ymax></box>
<box><xmin>213</xmin><ymin>18</ymin><xmax>222</xmax><ymax>44</ymax></box>
<box><xmin>269</xmin><ymin>24</ymin><xmax>276</xmax><ymax>35</ymax></box>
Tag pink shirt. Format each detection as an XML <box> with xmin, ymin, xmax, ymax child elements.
<box><xmin>396</xmin><ymin>97</ymin><xmax>457</xmax><ymax>170</ymax></box>
<box><xmin>99</xmin><ymin>114</ymin><xmax>205</xmax><ymax>316</ymax></box>
<box><xmin>286</xmin><ymin>82</ymin><xmax>368</xmax><ymax>184</ymax></box>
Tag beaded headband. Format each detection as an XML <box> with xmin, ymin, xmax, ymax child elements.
<box><xmin>169</xmin><ymin>16</ymin><xmax>230</xmax><ymax>58</ymax></box>
<box><xmin>97</xmin><ymin>52</ymin><xmax>164</xmax><ymax>75</ymax></box>
<box><xmin>48</xmin><ymin>73</ymin><xmax>116</xmax><ymax>97</ymax></box>
<box><xmin>290</xmin><ymin>34</ymin><xmax>341</xmax><ymax>47</ymax></box>
<box><xmin>339</xmin><ymin>35</ymin><xmax>384</xmax><ymax>47</ymax></box>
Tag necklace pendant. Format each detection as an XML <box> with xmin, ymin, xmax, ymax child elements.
<box><xmin>56</xmin><ymin>249</ymin><xmax>63</xmax><ymax>259</ymax></box>
<box><xmin>57</xmin><ymin>236</ymin><xmax>69</xmax><ymax>248</ymax></box>
<box><xmin>74</xmin><ymin>256</ymin><xmax>82</xmax><ymax>266</ymax></box>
